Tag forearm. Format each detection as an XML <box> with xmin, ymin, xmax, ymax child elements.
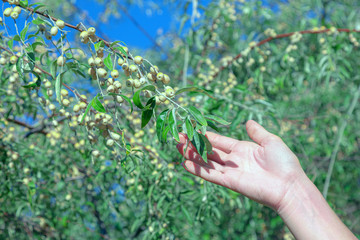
<box><xmin>277</xmin><ymin>174</ymin><xmax>356</xmax><ymax>240</ymax></box>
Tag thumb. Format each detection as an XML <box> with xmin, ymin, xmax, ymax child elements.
<box><xmin>246</xmin><ymin>120</ymin><xmax>279</xmax><ymax>146</ymax></box>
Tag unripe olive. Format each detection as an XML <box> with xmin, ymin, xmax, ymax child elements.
<box><xmin>4</xmin><ymin>8</ymin><xmax>12</xmax><ymax>17</ymax></box>
<box><xmin>150</xmin><ymin>65</ymin><xmax>159</xmax><ymax>74</ymax></box>
<box><xmin>129</xmin><ymin>64</ymin><xmax>137</xmax><ymax>73</ymax></box>
<box><xmin>158</xmin><ymin>94</ymin><xmax>166</xmax><ymax>102</ymax></box>
<box><xmin>126</xmin><ymin>79</ymin><xmax>133</xmax><ymax>87</ymax></box>
<box><xmin>80</xmin><ymin>31</ymin><xmax>89</xmax><ymax>39</ymax></box>
<box><xmin>9</xmin><ymin>55</ymin><xmax>18</xmax><ymax>64</ymax></box>
<box><xmin>0</xmin><ymin>57</ymin><xmax>7</xmax><ymax>65</ymax></box>
<box><xmin>110</xmin><ymin>132</ymin><xmax>121</xmax><ymax>140</ymax></box>
<box><xmin>8</xmin><ymin>0</ymin><xmax>15</xmax><ymax>4</ymax></box>
<box><xmin>13</xmin><ymin>6</ymin><xmax>21</xmax><ymax>14</ymax></box>
<box><xmin>88</xmin><ymin>57</ymin><xmax>95</xmax><ymax>67</ymax></box>
<box><xmin>50</xmin><ymin>26</ymin><xmax>58</xmax><ymax>36</ymax></box>
<box><xmin>92</xmin><ymin>150</ymin><xmax>100</xmax><ymax>157</ymax></box>
<box><xmin>117</xmin><ymin>58</ymin><xmax>125</xmax><ymax>66</ymax></box>
<box><xmin>111</xmin><ymin>70</ymin><xmax>119</xmax><ymax>79</ymax></box>
<box><xmin>94</xmin><ymin>57</ymin><xmax>103</xmax><ymax>67</ymax></box>
<box><xmin>144</xmin><ymin>90</ymin><xmax>152</xmax><ymax>98</ymax></box>
<box><xmin>107</xmin><ymin>78</ymin><xmax>114</xmax><ymax>85</ymax></box>
<box><xmin>73</xmin><ymin>104</ymin><xmax>80</xmax><ymax>112</ymax></box>
<box><xmin>113</xmin><ymin>81</ymin><xmax>122</xmax><ymax>89</ymax></box>
<box><xmin>134</xmin><ymin>56</ymin><xmax>143</xmax><ymax>65</ymax></box>
<box><xmin>133</xmin><ymin>79</ymin><xmax>141</xmax><ymax>88</ymax></box>
<box><xmin>44</xmin><ymin>81</ymin><xmax>52</xmax><ymax>88</ymax></box>
<box><xmin>57</xmin><ymin>56</ymin><xmax>66</xmax><ymax>67</ymax></box>
<box><xmin>165</xmin><ymin>87</ymin><xmax>175</xmax><ymax>98</ymax></box>
<box><xmin>156</xmin><ymin>72</ymin><xmax>164</xmax><ymax>81</ymax></box>
<box><xmin>107</xmin><ymin>85</ymin><xmax>115</xmax><ymax>93</ymax></box>
<box><xmin>122</xmin><ymin>63</ymin><xmax>129</xmax><ymax>71</ymax></box>
<box><xmin>139</xmin><ymin>77</ymin><xmax>146</xmax><ymax>85</ymax></box>
<box><xmin>56</xmin><ymin>19</ymin><xmax>65</xmax><ymax>29</ymax></box>
<box><xmin>106</xmin><ymin>139</ymin><xmax>115</xmax><ymax>147</ymax></box>
<box><xmin>59</xmin><ymin>109</ymin><xmax>66</xmax><ymax>116</ymax></box>
<box><xmin>47</xmin><ymin>89</ymin><xmax>53</xmax><ymax>97</ymax></box>
<box><xmin>88</xmin><ymin>27</ymin><xmax>96</xmax><ymax>35</ymax></box>
<box><xmin>49</xmin><ymin>104</ymin><xmax>56</xmax><ymax>111</ymax></box>
<box><xmin>88</xmin><ymin>68</ymin><xmax>96</xmax><ymax>78</ymax></box>
<box><xmin>79</xmin><ymin>102</ymin><xmax>87</xmax><ymax>109</ymax></box>
<box><xmin>115</xmin><ymin>96</ymin><xmax>124</xmax><ymax>103</ymax></box>
<box><xmin>162</xmin><ymin>74</ymin><xmax>170</xmax><ymax>84</ymax></box>
<box><xmin>147</xmin><ymin>73</ymin><xmax>155</xmax><ymax>82</ymax></box>
<box><xmin>11</xmin><ymin>153</ymin><xmax>19</xmax><ymax>160</ymax></box>
<box><xmin>97</xmin><ymin>68</ymin><xmax>107</xmax><ymax>78</ymax></box>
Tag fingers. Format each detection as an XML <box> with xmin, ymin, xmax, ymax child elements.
<box><xmin>182</xmin><ymin>160</ymin><xmax>225</xmax><ymax>186</ymax></box>
<box><xmin>176</xmin><ymin>143</ymin><xmax>225</xmax><ymax>171</ymax></box>
<box><xmin>178</xmin><ymin>133</ymin><xmax>228</xmax><ymax>165</ymax></box>
<box><xmin>205</xmin><ymin>131</ymin><xmax>239</xmax><ymax>154</ymax></box>
<box><xmin>246</xmin><ymin>120</ymin><xmax>280</xmax><ymax>146</ymax></box>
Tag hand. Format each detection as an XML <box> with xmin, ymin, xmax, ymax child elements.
<box><xmin>177</xmin><ymin>120</ymin><xmax>357</xmax><ymax>239</ymax></box>
<box><xmin>177</xmin><ymin>120</ymin><xmax>306</xmax><ymax>211</ymax></box>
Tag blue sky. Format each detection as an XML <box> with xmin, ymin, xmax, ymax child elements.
<box><xmin>75</xmin><ymin>0</ymin><xmax>186</xmax><ymax>50</ymax></box>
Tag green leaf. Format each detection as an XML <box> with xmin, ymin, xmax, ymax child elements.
<box><xmin>80</xmin><ymin>101</ymin><xmax>92</xmax><ymax>124</ymax></box>
<box><xmin>92</xmin><ymin>94</ymin><xmax>106</xmax><ymax>113</ymax></box>
<box><xmin>168</xmin><ymin>108</ymin><xmax>180</xmax><ymax>142</ymax></box>
<box><xmin>7</xmin><ymin>39</ymin><xmax>14</xmax><ymax>50</ymax></box>
<box><xmin>184</xmin><ymin>117</ymin><xmax>194</xmax><ymax>141</ymax></box>
<box><xmin>20</xmin><ymin>23</ymin><xmax>30</xmax><ymax>41</ymax></box>
<box><xmin>32</xmin><ymin>17</ymin><xmax>46</xmax><ymax>25</ymax></box>
<box><xmin>191</xmin><ymin>132</ymin><xmax>210</xmax><ymax>163</ymax></box>
<box><xmin>207</xmin><ymin>120</ymin><xmax>220</xmax><ymax>132</ymax></box>
<box><xmin>55</xmin><ymin>72</ymin><xmax>65</xmax><ymax>104</ymax></box>
<box><xmin>141</xmin><ymin>97</ymin><xmax>156</xmax><ymax>128</ymax></box>
<box><xmin>188</xmin><ymin>106</ymin><xmax>208</xmax><ymax>126</ymax></box>
<box><xmin>22</xmin><ymin>82</ymin><xmax>37</xmax><ymax>89</ymax></box>
<box><xmin>181</xmin><ymin>205</ymin><xmax>193</xmax><ymax>224</ymax></box>
<box><xmin>156</xmin><ymin>109</ymin><xmax>169</xmax><ymax>143</ymax></box>
<box><xmin>141</xmin><ymin>109</ymin><xmax>153</xmax><ymax>128</ymax></box>
<box><xmin>104</xmin><ymin>54</ymin><xmax>113</xmax><ymax>71</ymax></box>
<box><xmin>94</xmin><ymin>41</ymin><xmax>105</xmax><ymax>51</ymax></box>
<box><xmin>27</xmin><ymin>52</ymin><xmax>35</xmax><ymax>63</ymax></box>
<box><xmin>133</xmin><ymin>85</ymin><xmax>156</xmax><ymax>109</ymax></box>
<box><xmin>33</xmin><ymin>4</ymin><xmax>46</xmax><ymax>12</ymax></box>
<box><xmin>20</xmin><ymin>0</ymin><xmax>28</xmax><ymax>8</ymax></box>
<box><xmin>175</xmin><ymin>86</ymin><xmax>215</xmax><ymax>99</ymax></box>
<box><xmin>204</xmin><ymin>114</ymin><xmax>231</xmax><ymax>125</ymax></box>
<box><xmin>162</xmin><ymin>125</ymin><xmax>171</xmax><ymax>143</ymax></box>
<box><xmin>115</xmin><ymin>46</ymin><xmax>128</xmax><ymax>59</ymax></box>
<box><xmin>13</xmin><ymin>35</ymin><xmax>21</xmax><ymax>42</ymax></box>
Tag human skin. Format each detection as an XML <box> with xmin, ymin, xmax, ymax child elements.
<box><xmin>176</xmin><ymin>120</ymin><xmax>357</xmax><ymax>240</ymax></box>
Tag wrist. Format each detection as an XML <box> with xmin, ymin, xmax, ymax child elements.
<box><xmin>275</xmin><ymin>172</ymin><xmax>357</xmax><ymax>239</ymax></box>
<box><xmin>275</xmin><ymin>171</ymin><xmax>315</xmax><ymax>218</ymax></box>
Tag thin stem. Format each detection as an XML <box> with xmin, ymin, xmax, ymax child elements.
<box><xmin>322</xmin><ymin>85</ymin><xmax>360</xmax><ymax>199</ymax></box>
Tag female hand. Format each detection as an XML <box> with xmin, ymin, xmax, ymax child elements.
<box><xmin>177</xmin><ymin>120</ymin><xmax>306</xmax><ymax>211</ymax></box>
<box><xmin>177</xmin><ymin>120</ymin><xmax>357</xmax><ymax>239</ymax></box>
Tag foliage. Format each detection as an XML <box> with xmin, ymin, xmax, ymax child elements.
<box><xmin>0</xmin><ymin>0</ymin><xmax>359</xmax><ymax>239</ymax></box>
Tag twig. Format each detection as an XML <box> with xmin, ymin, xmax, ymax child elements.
<box><xmin>322</xmin><ymin>85</ymin><xmax>360</xmax><ymax>199</ymax></box>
